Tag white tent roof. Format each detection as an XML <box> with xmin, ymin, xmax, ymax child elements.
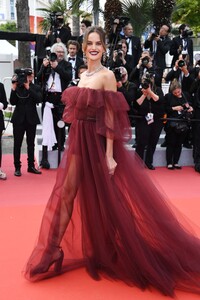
<box><xmin>0</xmin><ymin>40</ymin><xmax>18</xmax><ymax>59</ymax></box>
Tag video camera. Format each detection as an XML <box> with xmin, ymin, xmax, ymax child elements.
<box><xmin>182</xmin><ymin>29</ymin><xmax>193</xmax><ymax>38</ymax></box>
<box><xmin>49</xmin><ymin>12</ymin><xmax>64</xmax><ymax>30</ymax></box>
<box><xmin>12</xmin><ymin>68</ymin><xmax>32</xmax><ymax>87</ymax></box>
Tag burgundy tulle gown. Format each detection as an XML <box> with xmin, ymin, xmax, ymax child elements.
<box><xmin>24</xmin><ymin>87</ymin><xmax>200</xmax><ymax>297</ymax></box>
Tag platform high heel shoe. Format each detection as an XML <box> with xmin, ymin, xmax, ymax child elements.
<box><xmin>30</xmin><ymin>246</ymin><xmax>64</xmax><ymax>278</ymax></box>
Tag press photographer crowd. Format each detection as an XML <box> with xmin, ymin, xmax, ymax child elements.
<box><xmin>1</xmin><ymin>12</ymin><xmax>200</xmax><ymax>180</ymax></box>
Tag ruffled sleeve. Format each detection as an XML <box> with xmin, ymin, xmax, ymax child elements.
<box><xmin>61</xmin><ymin>87</ymin><xmax>78</xmax><ymax>123</ymax></box>
<box><xmin>96</xmin><ymin>90</ymin><xmax>132</xmax><ymax>142</ymax></box>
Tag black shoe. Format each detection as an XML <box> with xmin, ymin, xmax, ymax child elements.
<box><xmin>27</xmin><ymin>166</ymin><xmax>42</xmax><ymax>174</ymax></box>
<box><xmin>14</xmin><ymin>168</ymin><xmax>21</xmax><ymax>177</ymax></box>
<box><xmin>161</xmin><ymin>141</ymin><xmax>167</xmax><ymax>147</ymax></box>
<box><xmin>52</xmin><ymin>144</ymin><xmax>58</xmax><ymax>151</ymax></box>
<box><xmin>173</xmin><ymin>164</ymin><xmax>182</xmax><ymax>169</ymax></box>
<box><xmin>146</xmin><ymin>163</ymin><xmax>155</xmax><ymax>170</ymax></box>
<box><xmin>40</xmin><ymin>159</ymin><xmax>50</xmax><ymax>169</ymax></box>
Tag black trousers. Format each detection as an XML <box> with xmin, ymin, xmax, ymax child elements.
<box><xmin>13</xmin><ymin>120</ymin><xmax>37</xmax><ymax>168</ymax></box>
<box><xmin>166</xmin><ymin>126</ymin><xmax>187</xmax><ymax>165</ymax></box>
<box><xmin>136</xmin><ymin>117</ymin><xmax>163</xmax><ymax>165</ymax></box>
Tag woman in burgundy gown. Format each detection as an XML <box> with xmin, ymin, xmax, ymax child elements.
<box><xmin>24</xmin><ymin>26</ymin><xmax>200</xmax><ymax>297</ymax></box>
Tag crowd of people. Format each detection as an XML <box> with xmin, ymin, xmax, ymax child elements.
<box><xmin>1</xmin><ymin>17</ymin><xmax>200</xmax><ymax>179</ymax></box>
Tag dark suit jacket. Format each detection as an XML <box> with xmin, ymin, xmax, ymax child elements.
<box><xmin>37</xmin><ymin>59</ymin><xmax>72</xmax><ymax>95</ymax></box>
<box><xmin>144</xmin><ymin>36</ymin><xmax>172</xmax><ymax>69</ymax></box>
<box><xmin>10</xmin><ymin>83</ymin><xmax>42</xmax><ymax>125</ymax></box>
<box><xmin>69</xmin><ymin>55</ymin><xmax>84</xmax><ymax>79</ymax></box>
<box><xmin>0</xmin><ymin>83</ymin><xmax>8</xmax><ymax>131</ymax></box>
<box><xmin>121</xmin><ymin>35</ymin><xmax>142</xmax><ymax>68</ymax></box>
<box><xmin>170</xmin><ymin>36</ymin><xmax>193</xmax><ymax>67</ymax></box>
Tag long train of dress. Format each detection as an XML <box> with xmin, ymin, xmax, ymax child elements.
<box><xmin>24</xmin><ymin>87</ymin><xmax>200</xmax><ymax>297</ymax></box>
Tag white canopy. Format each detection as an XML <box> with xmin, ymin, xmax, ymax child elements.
<box><xmin>0</xmin><ymin>39</ymin><xmax>18</xmax><ymax>59</ymax></box>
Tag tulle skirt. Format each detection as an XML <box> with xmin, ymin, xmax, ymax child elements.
<box><xmin>24</xmin><ymin>117</ymin><xmax>200</xmax><ymax>297</ymax></box>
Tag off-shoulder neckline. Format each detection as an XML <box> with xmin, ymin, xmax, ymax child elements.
<box><xmin>69</xmin><ymin>86</ymin><xmax>117</xmax><ymax>93</ymax></box>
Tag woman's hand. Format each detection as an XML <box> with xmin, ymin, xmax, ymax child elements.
<box><xmin>106</xmin><ymin>155</ymin><xmax>117</xmax><ymax>176</ymax></box>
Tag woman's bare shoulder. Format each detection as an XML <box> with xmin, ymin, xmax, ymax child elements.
<box><xmin>102</xmin><ymin>68</ymin><xmax>117</xmax><ymax>91</ymax></box>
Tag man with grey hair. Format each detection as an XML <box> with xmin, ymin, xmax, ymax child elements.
<box><xmin>37</xmin><ymin>42</ymin><xmax>72</xmax><ymax>169</ymax></box>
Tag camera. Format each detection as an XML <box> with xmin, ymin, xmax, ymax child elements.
<box><xmin>141</xmin><ymin>56</ymin><xmax>150</xmax><ymax>67</ymax></box>
<box><xmin>113</xmin><ymin>67</ymin><xmax>123</xmax><ymax>82</ymax></box>
<box><xmin>49</xmin><ymin>12</ymin><xmax>63</xmax><ymax>29</ymax></box>
<box><xmin>141</xmin><ymin>72</ymin><xmax>154</xmax><ymax>89</ymax></box>
<box><xmin>182</xmin><ymin>29</ymin><xmax>193</xmax><ymax>38</ymax></box>
<box><xmin>178</xmin><ymin>60</ymin><xmax>186</xmax><ymax>68</ymax></box>
<box><xmin>12</xmin><ymin>68</ymin><xmax>32</xmax><ymax>87</ymax></box>
<box><xmin>49</xmin><ymin>52</ymin><xmax>57</xmax><ymax>62</ymax></box>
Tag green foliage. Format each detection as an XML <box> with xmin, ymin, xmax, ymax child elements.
<box><xmin>121</xmin><ymin>0</ymin><xmax>154</xmax><ymax>37</ymax></box>
<box><xmin>152</xmin><ymin>0</ymin><xmax>175</xmax><ymax>30</ymax></box>
<box><xmin>172</xmin><ymin>0</ymin><xmax>200</xmax><ymax>35</ymax></box>
<box><xmin>0</xmin><ymin>21</ymin><xmax>17</xmax><ymax>46</ymax></box>
<box><xmin>0</xmin><ymin>21</ymin><xmax>17</xmax><ymax>32</ymax></box>
<box><xmin>104</xmin><ymin>0</ymin><xmax>122</xmax><ymax>35</ymax></box>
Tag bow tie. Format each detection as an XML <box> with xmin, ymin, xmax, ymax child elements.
<box><xmin>69</xmin><ymin>57</ymin><xmax>75</xmax><ymax>61</ymax></box>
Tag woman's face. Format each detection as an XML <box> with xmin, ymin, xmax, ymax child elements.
<box><xmin>172</xmin><ymin>88</ymin><xmax>182</xmax><ymax>98</ymax></box>
<box><xmin>85</xmin><ymin>32</ymin><xmax>105</xmax><ymax>61</ymax></box>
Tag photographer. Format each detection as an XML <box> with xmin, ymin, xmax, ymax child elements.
<box><xmin>109</xmin><ymin>40</ymin><xmax>134</xmax><ymax>77</ymax></box>
<box><xmin>37</xmin><ymin>42</ymin><xmax>72</xmax><ymax>169</ymax></box>
<box><xmin>170</xmin><ymin>24</ymin><xmax>193</xmax><ymax>68</ymax></box>
<box><xmin>44</xmin><ymin>12</ymin><xmax>71</xmax><ymax>48</ymax></box>
<box><xmin>129</xmin><ymin>50</ymin><xmax>156</xmax><ymax>88</ymax></box>
<box><xmin>165</xmin><ymin>53</ymin><xmax>194</xmax><ymax>93</ymax></box>
<box><xmin>133</xmin><ymin>72</ymin><xmax>165</xmax><ymax>169</ymax></box>
<box><xmin>10</xmin><ymin>68</ymin><xmax>42</xmax><ymax>176</ymax></box>
<box><xmin>165</xmin><ymin>79</ymin><xmax>193</xmax><ymax>169</ymax></box>
<box><xmin>114</xmin><ymin>66</ymin><xmax>137</xmax><ymax>121</ymax></box>
<box><xmin>144</xmin><ymin>24</ymin><xmax>172</xmax><ymax>87</ymax></box>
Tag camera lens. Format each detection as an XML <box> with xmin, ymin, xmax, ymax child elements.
<box><xmin>178</xmin><ymin>60</ymin><xmax>185</xmax><ymax>68</ymax></box>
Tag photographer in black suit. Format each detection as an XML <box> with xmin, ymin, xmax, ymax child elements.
<box><xmin>170</xmin><ymin>24</ymin><xmax>193</xmax><ymax>68</ymax></box>
<box><xmin>10</xmin><ymin>68</ymin><xmax>42</xmax><ymax>176</ymax></box>
<box><xmin>44</xmin><ymin>12</ymin><xmax>71</xmax><ymax>48</ymax></box>
<box><xmin>37</xmin><ymin>42</ymin><xmax>72</xmax><ymax>169</ymax></box>
<box><xmin>144</xmin><ymin>24</ymin><xmax>172</xmax><ymax>87</ymax></box>
<box><xmin>0</xmin><ymin>82</ymin><xmax>8</xmax><ymax>179</ymax></box>
<box><xmin>109</xmin><ymin>40</ymin><xmax>135</xmax><ymax>78</ymax></box>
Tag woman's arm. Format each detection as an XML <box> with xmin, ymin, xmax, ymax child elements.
<box><xmin>104</xmin><ymin>70</ymin><xmax>118</xmax><ymax>175</ymax></box>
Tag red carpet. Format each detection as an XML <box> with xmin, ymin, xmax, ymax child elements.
<box><xmin>1</xmin><ymin>154</ymin><xmax>200</xmax><ymax>300</ymax></box>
